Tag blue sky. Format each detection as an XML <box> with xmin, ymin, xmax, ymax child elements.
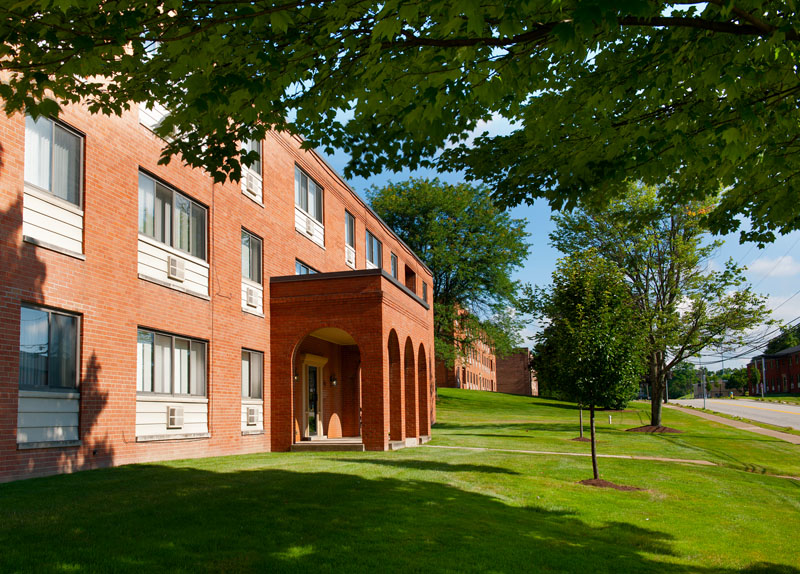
<box><xmin>318</xmin><ymin>136</ymin><xmax>800</xmax><ymax>370</ymax></box>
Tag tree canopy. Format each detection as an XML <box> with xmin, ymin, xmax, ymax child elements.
<box><xmin>532</xmin><ymin>250</ymin><xmax>645</xmax><ymax>480</ymax></box>
<box><xmin>367</xmin><ymin>178</ymin><xmax>529</xmax><ymax>364</ymax></box>
<box><xmin>764</xmin><ymin>324</ymin><xmax>800</xmax><ymax>354</ymax></box>
<box><xmin>2</xmin><ymin>2</ymin><xmax>799</xmax><ymax>242</ymax></box>
<box><xmin>545</xmin><ymin>183</ymin><xmax>769</xmax><ymax>426</ymax></box>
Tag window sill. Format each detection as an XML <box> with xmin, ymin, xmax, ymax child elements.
<box><xmin>242</xmin><ymin>307</ymin><xmax>265</xmax><ymax>318</ymax></box>
<box><xmin>242</xmin><ymin>190</ymin><xmax>264</xmax><ymax>207</ymax></box>
<box><xmin>136</xmin><ymin>432</ymin><xmax>211</xmax><ymax>442</ymax></box>
<box><xmin>242</xmin><ymin>398</ymin><xmax>263</xmax><ymax>405</ymax></box>
<box><xmin>136</xmin><ymin>394</ymin><xmax>209</xmax><ymax>404</ymax></box>
<box><xmin>241</xmin><ymin>429</ymin><xmax>265</xmax><ymax>436</ymax></box>
<box><xmin>18</xmin><ymin>388</ymin><xmax>80</xmax><ymax>399</ymax></box>
<box><xmin>24</xmin><ymin>184</ymin><xmax>84</xmax><ymax>215</ymax></box>
<box><xmin>295</xmin><ymin>229</ymin><xmax>326</xmax><ymax>249</ymax></box>
<box><xmin>18</xmin><ymin>440</ymin><xmax>81</xmax><ymax>450</ymax></box>
<box><xmin>138</xmin><ymin>234</ymin><xmax>209</xmax><ymax>269</ymax></box>
<box><xmin>138</xmin><ymin>273</ymin><xmax>211</xmax><ymax>301</ymax></box>
<box><xmin>23</xmin><ymin>236</ymin><xmax>85</xmax><ymax>260</ymax></box>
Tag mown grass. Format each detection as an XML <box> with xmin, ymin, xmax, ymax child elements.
<box><xmin>432</xmin><ymin>390</ymin><xmax>800</xmax><ymax>477</ymax></box>
<box><xmin>1</xmin><ymin>389</ymin><xmax>798</xmax><ymax>573</ymax></box>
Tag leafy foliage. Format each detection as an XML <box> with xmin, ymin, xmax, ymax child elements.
<box><xmin>543</xmin><ymin>183</ymin><xmax>770</xmax><ymax>425</ymax></box>
<box><xmin>668</xmin><ymin>363</ymin><xmax>697</xmax><ymax>399</ymax></box>
<box><xmin>367</xmin><ymin>178</ymin><xmax>529</xmax><ymax>364</ymax></box>
<box><xmin>726</xmin><ymin>367</ymin><xmax>750</xmax><ymax>391</ymax></box>
<box><xmin>531</xmin><ymin>250</ymin><xmax>646</xmax><ymax>478</ymax></box>
<box><xmin>2</xmin><ymin>2</ymin><xmax>799</xmax><ymax>241</ymax></box>
<box><xmin>764</xmin><ymin>324</ymin><xmax>800</xmax><ymax>354</ymax></box>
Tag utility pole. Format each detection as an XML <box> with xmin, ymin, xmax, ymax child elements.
<box><xmin>702</xmin><ymin>367</ymin><xmax>707</xmax><ymax>410</ymax></box>
<box><xmin>761</xmin><ymin>356</ymin><xmax>766</xmax><ymax>398</ymax></box>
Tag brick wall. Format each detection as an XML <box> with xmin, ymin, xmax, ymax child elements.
<box><xmin>0</xmin><ymin>103</ymin><xmax>434</xmax><ymax>482</ymax></box>
<box><xmin>497</xmin><ymin>349</ymin><xmax>537</xmax><ymax>397</ymax></box>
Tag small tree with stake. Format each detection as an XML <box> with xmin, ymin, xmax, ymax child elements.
<box><xmin>533</xmin><ymin>251</ymin><xmax>645</xmax><ymax>483</ymax></box>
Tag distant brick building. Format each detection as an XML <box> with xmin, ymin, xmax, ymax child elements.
<box><xmin>747</xmin><ymin>344</ymin><xmax>800</xmax><ymax>396</ymax></box>
<box><xmin>0</xmin><ymin>99</ymin><xmax>435</xmax><ymax>482</ymax></box>
<box><xmin>436</xmin><ymin>334</ymin><xmax>497</xmax><ymax>391</ymax></box>
<box><xmin>497</xmin><ymin>348</ymin><xmax>538</xmax><ymax>396</ymax></box>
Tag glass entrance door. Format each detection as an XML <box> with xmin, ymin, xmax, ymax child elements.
<box><xmin>307</xmin><ymin>365</ymin><xmax>321</xmax><ymax>438</ymax></box>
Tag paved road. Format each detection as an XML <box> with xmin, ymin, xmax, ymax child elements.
<box><xmin>672</xmin><ymin>398</ymin><xmax>800</xmax><ymax>430</ymax></box>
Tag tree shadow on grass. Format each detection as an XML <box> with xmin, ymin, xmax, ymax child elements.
<box><xmin>0</xmin><ymin>464</ymin><xmax>797</xmax><ymax>574</ymax></box>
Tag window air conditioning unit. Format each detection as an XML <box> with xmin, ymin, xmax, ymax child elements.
<box><xmin>167</xmin><ymin>255</ymin><xmax>185</xmax><ymax>282</ymax></box>
<box><xmin>166</xmin><ymin>405</ymin><xmax>184</xmax><ymax>429</ymax></box>
<box><xmin>245</xmin><ymin>171</ymin><xmax>258</xmax><ymax>197</ymax></box>
<box><xmin>305</xmin><ymin>216</ymin><xmax>314</xmax><ymax>236</ymax></box>
<box><xmin>246</xmin><ymin>286</ymin><xmax>259</xmax><ymax>308</ymax></box>
<box><xmin>345</xmin><ymin>248</ymin><xmax>355</xmax><ymax>267</ymax></box>
<box><xmin>247</xmin><ymin>406</ymin><xmax>260</xmax><ymax>426</ymax></box>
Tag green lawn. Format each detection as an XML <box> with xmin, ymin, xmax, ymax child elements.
<box><xmin>1</xmin><ymin>389</ymin><xmax>798</xmax><ymax>573</ymax></box>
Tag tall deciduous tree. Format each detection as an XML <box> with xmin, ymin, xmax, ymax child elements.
<box><xmin>2</xmin><ymin>2</ymin><xmax>799</xmax><ymax>241</ymax></box>
<box><xmin>367</xmin><ymin>178</ymin><xmax>529</xmax><ymax>364</ymax></box>
<box><xmin>547</xmin><ymin>184</ymin><xmax>770</xmax><ymax>426</ymax></box>
<box><xmin>532</xmin><ymin>250</ymin><xmax>645</xmax><ymax>480</ymax></box>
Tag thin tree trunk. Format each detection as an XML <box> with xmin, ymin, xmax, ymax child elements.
<box><xmin>650</xmin><ymin>352</ymin><xmax>664</xmax><ymax>427</ymax></box>
<box><xmin>590</xmin><ymin>404</ymin><xmax>598</xmax><ymax>480</ymax></box>
<box><xmin>579</xmin><ymin>407</ymin><xmax>584</xmax><ymax>438</ymax></box>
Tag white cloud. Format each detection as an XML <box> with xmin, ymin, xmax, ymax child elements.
<box><xmin>747</xmin><ymin>255</ymin><xmax>800</xmax><ymax>278</ymax></box>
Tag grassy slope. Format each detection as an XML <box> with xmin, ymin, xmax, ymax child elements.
<box><xmin>0</xmin><ymin>389</ymin><xmax>797</xmax><ymax>573</ymax></box>
<box><xmin>432</xmin><ymin>390</ymin><xmax>800</xmax><ymax>476</ymax></box>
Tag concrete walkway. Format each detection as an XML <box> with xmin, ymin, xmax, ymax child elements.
<box><xmin>664</xmin><ymin>404</ymin><xmax>800</xmax><ymax>445</ymax></box>
<box><xmin>423</xmin><ymin>444</ymin><xmax>716</xmax><ymax>466</ymax></box>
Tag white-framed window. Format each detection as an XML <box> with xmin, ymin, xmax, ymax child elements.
<box><xmin>242</xmin><ymin>139</ymin><xmax>262</xmax><ymax>175</ymax></box>
<box><xmin>137</xmin><ymin>328</ymin><xmax>206</xmax><ymax>396</ymax></box>
<box><xmin>366</xmin><ymin>230</ymin><xmax>382</xmax><ymax>269</ymax></box>
<box><xmin>391</xmin><ymin>253</ymin><xmax>398</xmax><ymax>278</ymax></box>
<box><xmin>242</xmin><ymin>229</ymin><xmax>262</xmax><ymax>284</ymax></box>
<box><xmin>242</xmin><ymin>349</ymin><xmax>263</xmax><ymax>399</ymax></box>
<box><xmin>295</xmin><ymin>166</ymin><xmax>323</xmax><ymax>223</ymax></box>
<box><xmin>24</xmin><ymin>115</ymin><xmax>83</xmax><ymax>207</ymax></box>
<box><xmin>138</xmin><ymin>172</ymin><xmax>207</xmax><ymax>260</ymax></box>
<box><xmin>345</xmin><ymin>211</ymin><xmax>355</xmax><ymax>248</ymax></box>
<box><xmin>295</xmin><ymin>260</ymin><xmax>318</xmax><ymax>275</ymax></box>
<box><xmin>19</xmin><ymin>305</ymin><xmax>80</xmax><ymax>389</ymax></box>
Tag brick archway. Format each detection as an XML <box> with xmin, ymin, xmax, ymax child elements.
<box><xmin>404</xmin><ymin>337</ymin><xmax>417</xmax><ymax>438</ymax></box>
<box><xmin>418</xmin><ymin>343</ymin><xmax>429</xmax><ymax>436</ymax></box>
<box><xmin>388</xmin><ymin>330</ymin><xmax>403</xmax><ymax>441</ymax></box>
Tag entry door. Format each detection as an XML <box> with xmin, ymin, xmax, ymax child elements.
<box><xmin>306</xmin><ymin>365</ymin><xmax>323</xmax><ymax>438</ymax></box>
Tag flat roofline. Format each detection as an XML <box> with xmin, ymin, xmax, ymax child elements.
<box><xmin>271</xmin><ymin>268</ymin><xmax>430</xmax><ymax>310</ymax></box>
<box><xmin>289</xmin><ymin>133</ymin><xmax>433</xmax><ymax>277</ymax></box>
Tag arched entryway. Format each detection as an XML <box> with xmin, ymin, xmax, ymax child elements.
<box><xmin>418</xmin><ymin>343</ymin><xmax>429</xmax><ymax>436</ymax></box>
<box><xmin>388</xmin><ymin>330</ymin><xmax>403</xmax><ymax>441</ymax></box>
<box><xmin>404</xmin><ymin>337</ymin><xmax>417</xmax><ymax>437</ymax></box>
<box><xmin>293</xmin><ymin>327</ymin><xmax>361</xmax><ymax>442</ymax></box>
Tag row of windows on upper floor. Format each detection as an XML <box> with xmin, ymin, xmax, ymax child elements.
<box><xmin>23</xmin><ymin>115</ymin><xmax>429</xmax><ymax>302</ymax></box>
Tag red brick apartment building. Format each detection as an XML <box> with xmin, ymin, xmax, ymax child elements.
<box><xmin>747</xmin><ymin>344</ymin><xmax>800</xmax><ymax>395</ymax></box>
<box><xmin>436</xmin><ymin>336</ymin><xmax>497</xmax><ymax>391</ymax></box>
<box><xmin>0</xmin><ymin>102</ymin><xmax>435</xmax><ymax>482</ymax></box>
<box><xmin>496</xmin><ymin>348</ymin><xmax>538</xmax><ymax>397</ymax></box>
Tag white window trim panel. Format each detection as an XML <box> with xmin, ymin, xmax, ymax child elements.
<box><xmin>135</xmin><ymin>395</ymin><xmax>209</xmax><ymax>441</ymax></box>
<box><xmin>241</xmin><ymin>277</ymin><xmax>265</xmax><ymax>317</ymax></box>
<box><xmin>365</xmin><ymin>259</ymin><xmax>378</xmax><ymax>270</ymax></box>
<box><xmin>345</xmin><ymin>245</ymin><xmax>356</xmax><ymax>269</ymax></box>
<box><xmin>138</xmin><ymin>233</ymin><xmax>210</xmax><ymax>298</ymax></box>
<box><xmin>294</xmin><ymin>206</ymin><xmax>325</xmax><ymax>248</ymax></box>
<box><xmin>17</xmin><ymin>388</ymin><xmax>80</xmax><ymax>446</ymax></box>
<box><xmin>241</xmin><ymin>397</ymin><xmax>265</xmax><ymax>433</ymax></box>
<box><xmin>23</xmin><ymin>184</ymin><xmax>84</xmax><ymax>256</ymax></box>
<box><xmin>241</xmin><ymin>166</ymin><xmax>264</xmax><ymax>205</ymax></box>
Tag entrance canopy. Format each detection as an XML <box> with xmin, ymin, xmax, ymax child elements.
<box><xmin>270</xmin><ymin>269</ymin><xmax>434</xmax><ymax>451</ymax></box>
